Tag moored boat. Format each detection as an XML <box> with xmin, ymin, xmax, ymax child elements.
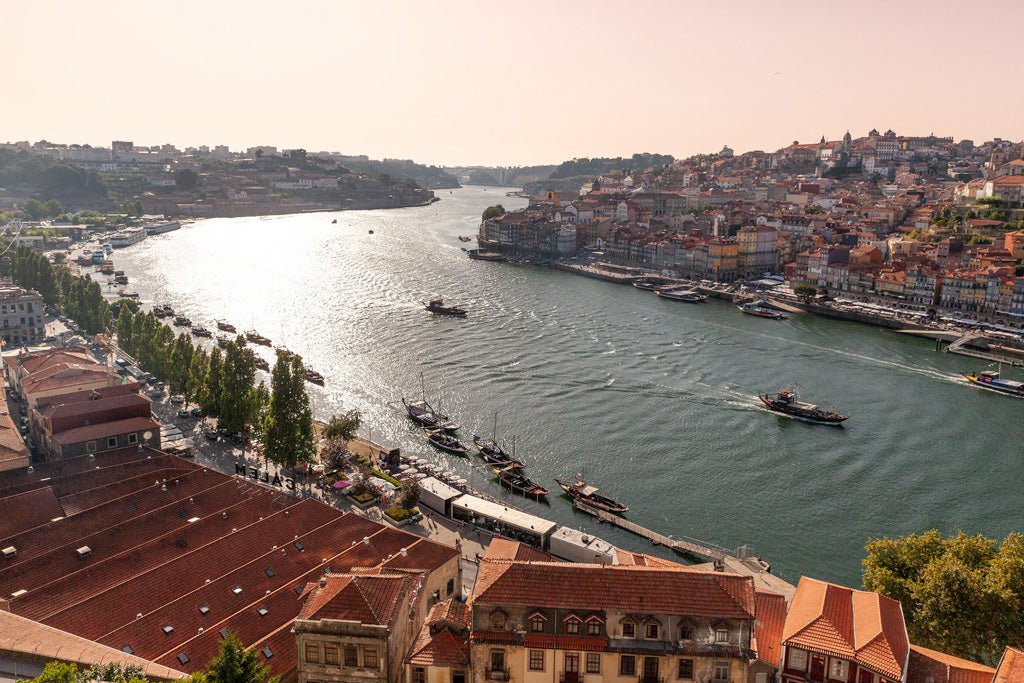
<box><xmin>402</xmin><ymin>398</ymin><xmax>460</xmax><ymax>432</ymax></box>
<box><xmin>216</xmin><ymin>320</ymin><xmax>237</xmax><ymax>333</ymax></box>
<box><xmin>305</xmin><ymin>369</ymin><xmax>325</xmax><ymax>385</ymax></box>
<box><xmin>173</xmin><ymin>315</ymin><xmax>192</xmax><ymax>327</ymax></box>
<box><xmin>191</xmin><ymin>325</ymin><xmax>212</xmax><ymax>338</ymax></box>
<box><xmin>472</xmin><ymin>435</ymin><xmax>524</xmax><ymax>469</ymax></box>
<box><xmin>632</xmin><ymin>277</ymin><xmax>663</xmax><ymax>290</ymax></box>
<box><xmin>759</xmin><ymin>389</ymin><xmax>849</xmax><ymax>425</ymax></box>
<box><xmin>962</xmin><ymin>368</ymin><xmax>1024</xmax><ymax>398</ymax></box>
<box><xmin>656</xmin><ymin>287</ymin><xmax>707</xmax><ymax>303</ymax></box>
<box><xmin>215</xmin><ymin>334</ymin><xmax>230</xmax><ymax>348</ymax></box>
<box><xmin>738</xmin><ymin>300</ymin><xmax>788</xmax><ymax>319</ymax></box>
<box><xmin>424</xmin><ymin>298</ymin><xmax>467</xmax><ymax>317</ymax></box>
<box><xmin>555</xmin><ymin>477</ymin><xmax>629</xmax><ymax>514</ymax></box>
<box><xmin>493</xmin><ymin>465</ymin><xmax>548</xmax><ymax>499</ymax></box>
<box><xmin>467</xmin><ymin>249</ymin><xmax>507</xmax><ymax>262</ymax></box>
<box><xmin>253</xmin><ymin>356</ymin><xmax>270</xmax><ymax>371</ymax></box>
<box><xmin>425</xmin><ymin>428</ymin><xmax>470</xmax><ymax>455</ymax></box>
<box><xmin>245</xmin><ymin>330</ymin><xmax>272</xmax><ymax>346</ymax></box>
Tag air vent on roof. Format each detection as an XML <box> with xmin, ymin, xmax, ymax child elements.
<box><xmin>293</xmin><ymin>585</ymin><xmax>303</xmax><ymax>596</ymax></box>
<box><xmin>198</xmin><ymin>605</ymin><xmax>210</xmax><ymax>615</ymax></box>
<box><xmin>188</xmin><ymin>517</ymin><xmax>200</xmax><ymax>523</ymax></box>
<box><xmin>261</xmin><ymin>647</ymin><xmax>273</xmax><ymax>659</ymax></box>
<box><xmin>363</xmin><ymin>536</ymin><xmax>370</xmax><ymax>545</ymax></box>
<box><xmin>257</xmin><ymin>606</ymin><xmax>268</xmax><ymax>617</ymax></box>
<box><xmin>175</xmin><ymin>538</ymin><xmax>188</xmax><ymax>549</ymax></box>
<box><xmin>293</xmin><ymin>541</ymin><xmax>304</xmax><ymax>551</ymax></box>
<box><xmin>232</xmin><ymin>585</ymin><xmax>242</xmax><ymax>595</ymax></box>
<box><xmin>219</xmin><ymin>628</ymin><xmax>230</xmax><ymax>639</ymax></box>
<box><xmin>265</xmin><ymin>568</ymin><xmax>275</xmax><ymax>578</ymax></box>
<box><xmin>121</xmin><ymin>645</ymin><xmax>134</xmax><ymax>655</ymax></box>
<box><xmin>198</xmin><ymin>627</ymin><xmax>204</xmax><ymax>634</ymax></box>
<box><xmin>400</xmin><ymin>548</ymin><xmax>408</xmax><ymax>557</ymax></box>
<box><xmin>161</xmin><ymin>484</ymin><xmax>168</xmax><ymax>492</ymax></box>
<box><xmin>177</xmin><ymin>653</ymin><xmax>190</xmax><ymax>666</ymax></box>
<box><xmin>2</xmin><ymin>546</ymin><xmax>16</xmax><ymax>560</ymax></box>
<box><xmin>76</xmin><ymin>546</ymin><xmax>92</xmax><ymax>558</ymax></box>
<box><xmin>11</xmin><ymin>589</ymin><xmax>27</xmax><ymax>598</ymax></box>
<box><xmin>162</xmin><ymin>625</ymin><xmax>174</xmax><ymax>635</ymax></box>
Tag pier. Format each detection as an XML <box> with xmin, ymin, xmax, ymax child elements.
<box><xmin>574</xmin><ymin>500</ymin><xmax>733</xmax><ymax>562</ymax></box>
<box><xmin>945</xmin><ymin>331</ymin><xmax>1024</xmax><ymax>367</ymax></box>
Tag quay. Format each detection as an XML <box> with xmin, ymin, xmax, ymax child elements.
<box><xmin>551</xmin><ymin>260</ymin><xmax>645</xmax><ymax>284</ymax></box>
<box><xmin>944</xmin><ymin>331</ymin><xmax>1024</xmax><ymax>367</ymax></box>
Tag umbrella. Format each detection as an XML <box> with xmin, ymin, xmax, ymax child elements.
<box><xmin>415</xmin><ymin>458</ymin><xmax>429</xmax><ymax>466</ymax></box>
<box><xmin>332</xmin><ymin>480</ymin><xmax>350</xmax><ymax>489</ymax></box>
<box><xmin>454</xmin><ymin>477</ymin><xmax>467</xmax><ymax>485</ymax></box>
<box><xmin>410</xmin><ymin>473</ymin><xmax>427</xmax><ymax>480</ymax></box>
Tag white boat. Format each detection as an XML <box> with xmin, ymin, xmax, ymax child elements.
<box><xmin>963</xmin><ymin>368</ymin><xmax>1024</xmax><ymax>398</ymax></box>
<box><xmin>109</xmin><ymin>228</ymin><xmax>147</xmax><ymax>248</ymax></box>
<box><xmin>144</xmin><ymin>220</ymin><xmax>181</xmax><ymax>235</ymax></box>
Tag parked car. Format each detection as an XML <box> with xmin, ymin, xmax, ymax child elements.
<box><xmin>204</xmin><ymin>428</ymin><xmax>219</xmax><ymax>441</ymax></box>
<box><xmin>177</xmin><ymin>408</ymin><xmax>191</xmax><ymax>419</ymax></box>
<box><xmin>169</xmin><ymin>394</ymin><xmax>185</xmax><ymax>405</ymax></box>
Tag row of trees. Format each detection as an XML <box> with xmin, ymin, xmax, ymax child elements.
<box><xmin>114</xmin><ymin>305</ymin><xmax>315</xmax><ymax>467</ymax></box>
<box><xmin>7</xmin><ymin>244</ymin><xmax>111</xmax><ymax>334</ymax></box>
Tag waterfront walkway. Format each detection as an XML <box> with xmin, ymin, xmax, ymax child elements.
<box><xmin>946</xmin><ymin>331</ymin><xmax>1024</xmax><ymax>367</ymax></box>
<box><xmin>575</xmin><ymin>501</ymin><xmax>732</xmax><ymax>561</ymax></box>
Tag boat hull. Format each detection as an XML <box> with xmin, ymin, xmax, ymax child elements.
<box><xmin>759</xmin><ymin>396</ymin><xmax>849</xmax><ymax>425</ymax></box>
<box><xmin>555</xmin><ymin>479</ymin><xmax>629</xmax><ymax>514</ymax></box>
<box><xmin>963</xmin><ymin>375</ymin><xmax>1024</xmax><ymax>398</ymax></box>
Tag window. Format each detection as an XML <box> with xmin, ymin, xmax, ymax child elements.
<box><xmin>585</xmin><ymin>653</ymin><xmax>601</xmax><ymax>674</ymax></box>
<box><xmin>713</xmin><ymin>662</ymin><xmax>729</xmax><ymax>682</ymax></box>
<box><xmin>564</xmin><ymin>652</ymin><xmax>580</xmax><ymax>673</ymax></box>
<box><xmin>619</xmin><ymin>655</ymin><xmax>636</xmax><ymax>676</ymax></box>
<box><xmin>528</xmin><ymin>650</ymin><xmax>544</xmax><ymax>671</ymax></box>
<box><xmin>680</xmin><ymin>625</ymin><xmax>694</xmax><ymax>640</ymax></box>
<box><xmin>86</xmin><ymin>440</ymin><xmax>97</xmax><ymax>453</ymax></box>
<box><xmin>789</xmin><ymin>649</ymin><xmax>808</xmax><ymax>671</ymax></box>
<box><xmin>447</xmin><ymin>578</ymin><xmax>455</xmax><ymax>596</ymax></box>
<box><xmin>565</xmin><ymin>617</ymin><xmax>581</xmax><ymax>634</ymax></box>
<box><xmin>830</xmin><ymin>659</ymin><xmax>848</xmax><ymax>679</ymax></box>
<box><xmin>128</xmin><ymin>433</ymin><xmax>138</xmax><ymax>445</ymax></box>
<box><xmin>177</xmin><ymin>653</ymin><xmax>190</xmax><ymax>666</ymax></box>
<box><xmin>305</xmin><ymin>644</ymin><xmax>320</xmax><ymax>663</ymax></box>
<box><xmin>490</xmin><ymin>649</ymin><xmax>505</xmax><ymax>673</ymax></box>
<box><xmin>453</xmin><ymin>672</ymin><xmax>466</xmax><ymax>683</ymax></box>
<box><xmin>622</xmin><ymin>621</ymin><xmax>635</xmax><ymax>638</ymax></box>
<box><xmin>343</xmin><ymin>645</ymin><xmax>358</xmax><ymax>667</ymax></box>
<box><xmin>678</xmin><ymin>659</ymin><xmax>694</xmax><ymax>680</ymax></box>
<box><xmin>715</xmin><ymin>626</ymin><xmax>729</xmax><ymax>642</ymax></box>
<box><xmin>858</xmin><ymin>671</ymin><xmax>874</xmax><ymax>683</ymax></box>
<box><xmin>107</xmin><ymin>436</ymin><xmax>119</xmax><ymax>448</ymax></box>
<box><xmin>412</xmin><ymin>668</ymin><xmax>426</xmax><ymax>683</ymax></box>
<box><xmin>530</xmin><ymin>614</ymin><xmax>546</xmax><ymax>632</ymax></box>
<box><xmin>646</xmin><ymin>623</ymin><xmax>660</xmax><ymax>639</ymax></box>
<box><xmin>198</xmin><ymin>605</ymin><xmax>210</xmax><ymax>615</ymax></box>
<box><xmin>586</xmin><ymin>618</ymin><xmax>601</xmax><ymax>636</ymax></box>
<box><xmin>363</xmin><ymin>647</ymin><xmax>378</xmax><ymax>668</ymax></box>
<box><xmin>324</xmin><ymin>645</ymin><xmax>339</xmax><ymax>665</ymax></box>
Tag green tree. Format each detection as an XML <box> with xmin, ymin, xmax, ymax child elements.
<box><xmin>203</xmin><ymin>632</ymin><xmax>278</xmax><ymax>683</ymax></box>
<box><xmin>863</xmin><ymin>530</ymin><xmax>1024</xmax><ymax>664</ymax></box>
<box><xmin>202</xmin><ymin>347</ymin><xmax>224</xmax><ymax>416</ymax></box>
<box><xmin>323</xmin><ymin>409</ymin><xmax>361</xmax><ymax>442</ymax></box>
<box><xmin>263</xmin><ymin>353</ymin><xmax>315</xmax><ymax>468</ymax></box>
<box><xmin>174</xmin><ymin>168</ymin><xmax>199</xmax><ymax>190</ymax></box>
<box><xmin>793</xmin><ymin>284</ymin><xmax>818</xmax><ymax>300</ymax></box>
<box><xmin>30</xmin><ymin>662</ymin><xmax>80</xmax><ymax>683</ymax></box>
<box><xmin>481</xmin><ymin>204</ymin><xmax>505</xmax><ymax>220</ymax></box>
<box><xmin>218</xmin><ymin>339</ymin><xmax>257</xmax><ymax>434</ymax></box>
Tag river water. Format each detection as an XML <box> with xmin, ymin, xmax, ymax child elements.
<box><xmin>107</xmin><ymin>186</ymin><xmax>1022</xmax><ymax>586</ymax></box>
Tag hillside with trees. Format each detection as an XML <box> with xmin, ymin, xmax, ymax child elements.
<box><xmin>522</xmin><ymin>153</ymin><xmax>674</xmax><ymax>195</ymax></box>
<box><xmin>0</xmin><ymin>148</ymin><xmax>111</xmax><ymax>209</ymax></box>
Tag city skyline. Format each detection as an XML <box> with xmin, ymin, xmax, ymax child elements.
<box><xmin>5</xmin><ymin>0</ymin><xmax>1024</xmax><ymax>166</ymax></box>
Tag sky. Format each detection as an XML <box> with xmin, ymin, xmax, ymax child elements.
<box><xmin>4</xmin><ymin>0</ymin><xmax>1024</xmax><ymax>167</ymax></box>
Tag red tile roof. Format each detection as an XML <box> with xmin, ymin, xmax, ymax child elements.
<box><xmin>297</xmin><ymin>573</ymin><xmax>415</xmax><ymax>626</ymax></box>
<box><xmin>52</xmin><ymin>417</ymin><xmax>159</xmax><ymax>445</ymax></box>
<box><xmin>753</xmin><ymin>590</ymin><xmax>787</xmax><ymax>668</ymax></box>
<box><xmin>472</xmin><ymin>560</ymin><xmax>755</xmax><ymax>619</ymax></box>
<box><xmin>0</xmin><ymin>486</ymin><xmax>64</xmax><ymax>539</ymax></box>
<box><xmin>907</xmin><ymin>644</ymin><xmax>994</xmax><ymax>683</ymax></box>
<box><xmin>406</xmin><ymin>598</ymin><xmax>471</xmax><ymax>668</ymax></box>
<box><xmin>483</xmin><ymin>538</ymin><xmax>553</xmax><ymax>562</ymax></box>
<box><xmin>782</xmin><ymin>577</ymin><xmax>908</xmax><ymax>680</ymax></box>
<box><xmin>993</xmin><ymin>646</ymin><xmax>1024</xmax><ymax>683</ymax></box>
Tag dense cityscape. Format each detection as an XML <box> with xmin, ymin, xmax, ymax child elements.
<box><xmin>2</xmin><ymin>2</ymin><xmax>1023</xmax><ymax>683</ymax></box>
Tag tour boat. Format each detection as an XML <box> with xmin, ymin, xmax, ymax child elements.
<box><xmin>216</xmin><ymin>320</ymin><xmax>237</xmax><ymax>333</ymax></box>
<box><xmin>632</xmin><ymin>278</ymin><xmax>662</xmax><ymax>290</ymax></box>
<box><xmin>962</xmin><ymin>368</ymin><xmax>1024</xmax><ymax>398</ymax></box>
<box><xmin>738</xmin><ymin>301</ymin><xmax>788</xmax><ymax>320</ymax></box>
<box><xmin>472</xmin><ymin>435</ymin><xmax>524</xmax><ymax>469</ymax></box>
<box><xmin>305</xmin><ymin>369</ymin><xmax>325</xmax><ymax>385</ymax></box>
<box><xmin>424</xmin><ymin>298</ymin><xmax>467</xmax><ymax>317</ymax></box>
<box><xmin>402</xmin><ymin>398</ymin><xmax>460</xmax><ymax>432</ymax></box>
<box><xmin>759</xmin><ymin>389</ymin><xmax>849</xmax><ymax>426</ymax></box>
<box><xmin>656</xmin><ymin>287</ymin><xmax>707</xmax><ymax>303</ymax></box>
<box><xmin>425</xmin><ymin>428</ymin><xmax>470</xmax><ymax>455</ymax></box>
<box><xmin>467</xmin><ymin>249</ymin><xmax>506</xmax><ymax>262</ymax></box>
<box><xmin>216</xmin><ymin>334</ymin><xmax>230</xmax><ymax>348</ymax></box>
<box><xmin>245</xmin><ymin>330</ymin><xmax>272</xmax><ymax>346</ymax></box>
<box><xmin>191</xmin><ymin>325</ymin><xmax>212</xmax><ymax>337</ymax></box>
<box><xmin>143</xmin><ymin>221</ymin><xmax>181</xmax><ymax>235</ymax></box>
<box><xmin>253</xmin><ymin>356</ymin><xmax>270</xmax><ymax>371</ymax></box>
<box><xmin>493</xmin><ymin>465</ymin><xmax>548</xmax><ymax>499</ymax></box>
<box><xmin>173</xmin><ymin>315</ymin><xmax>192</xmax><ymax>327</ymax></box>
<box><xmin>555</xmin><ymin>478</ymin><xmax>629</xmax><ymax>514</ymax></box>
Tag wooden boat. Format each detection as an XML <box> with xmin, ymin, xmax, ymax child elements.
<box><xmin>153</xmin><ymin>306</ymin><xmax>171</xmax><ymax>319</ymax></box>
<box><xmin>305</xmin><ymin>369</ymin><xmax>325</xmax><ymax>385</ymax></box>
<box><xmin>656</xmin><ymin>287</ymin><xmax>707</xmax><ymax>303</ymax></box>
<box><xmin>425</xmin><ymin>428</ymin><xmax>469</xmax><ymax>455</ymax></box>
<box><xmin>493</xmin><ymin>465</ymin><xmax>548</xmax><ymax>499</ymax></box>
<box><xmin>173</xmin><ymin>315</ymin><xmax>192</xmax><ymax>327</ymax></box>
<box><xmin>759</xmin><ymin>389</ymin><xmax>849</xmax><ymax>425</ymax></box>
<box><xmin>632</xmin><ymin>277</ymin><xmax>662</xmax><ymax>290</ymax></box>
<box><xmin>191</xmin><ymin>325</ymin><xmax>212</xmax><ymax>338</ymax></box>
<box><xmin>555</xmin><ymin>478</ymin><xmax>629</xmax><ymax>514</ymax></box>
<box><xmin>253</xmin><ymin>356</ymin><xmax>270</xmax><ymax>371</ymax></box>
<box><xmin>402</xmin><ymin>398</ymin><xmax>459</xmax><ymax>432</ymax></box>
<box><xmin>424</xmin><ymin>298</ymin><xmax>467</xmax><ymax>317</ymax></box>
<box><xmin>473</xmin><ymin>435</ymin><xmax>524</xmax><ymax>469</ymax></box>
<box><xmin>245</xmin><ymin>330</ymin><xmax>272</xmax><ymax>346</ymax></box>
<box><xmin>216</xmin><ymin>334</ymin><xmax>230</xmax><ymax>348</ymax></box>
<box><xmin>467</xmin><ymin>249</ymin><xmax>506</xmax><ymax>262</ymax></box>
<box><xmin>738</xmin><ymin>300</ymin><xmax>788</xmax><ymax>320</ymax></box>
<box><xmin>216</xmin><ymin>320</ymin><xmax>236</xmax><ymax>333</ymax></box>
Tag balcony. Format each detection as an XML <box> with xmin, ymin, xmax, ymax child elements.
<box><xmin>486</xmin><ymin>669</ymin><xmax>510</xmax><ymax>681</ymax></box>
<box><xmin>560</xmin><ymin>674</ymin><xmax>580</xmax><ymax>683</ymax></box>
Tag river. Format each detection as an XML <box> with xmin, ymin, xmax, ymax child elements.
<box><xmin>102</xmin><ymin>186</ymin><xmax>1023</xmax><ymax>586</ymax></box>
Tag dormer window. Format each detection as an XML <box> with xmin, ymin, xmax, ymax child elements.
<box><xmin>621</xmin><ymin>621</ymin><xmax>636</xmax><ymax>638</ymax></box>
<box><xmin>680</xmin><ymin>625</ymin><xmax>694</xmax><ymax>640</ymax></box>
<box><xmin>564</xmin><ymin>615</ymin><xmax>582</xmax><ymax>635</ymax></box>
<box><xmin>715</xmin><ymin>626</ymin><xmax>729</xmax><ymax>643</ymax></box>
<box><xmin>585</xmin><ymin>616</ymin><xmax>603</xmax><ymax>636</ymax></box>
<box><xmin>529</xmin><ymin>612</ymin><xmax>547</xmax><ymax>633</ymax></box>
<box><xmin>489</xmin><ymin>608</ymin><xmax>508</xmax><ymax>631</ymax></box>
<box><xmin>646</xmin><ymin>623</ymin><xmax>660</xmax><ymax>639</ymax></box>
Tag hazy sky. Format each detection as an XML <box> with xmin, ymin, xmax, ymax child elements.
<box><xmin>5</xmin><ymin>1</ymin><xmax>1023</xmax><ymax>166</ymax></box>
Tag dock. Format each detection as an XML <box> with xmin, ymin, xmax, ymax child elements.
<box><xmin>945</xmin><ymin>332</ymin><xmax>1024</xmax><ymax>367</ymax></box>
<box><xmin>574</xmin><ymin>500</ymin><xmax>733</xmax><ymax>562</ymax></box>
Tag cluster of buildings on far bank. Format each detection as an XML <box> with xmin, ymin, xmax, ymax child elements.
<box><xmin>479</xmin><ymin>131</ymin><xmax>1024</xmax><ymax>325</ymax></box>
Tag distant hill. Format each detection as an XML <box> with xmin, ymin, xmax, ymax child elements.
<box><xmin>0</xmin><ymin>148</ymin><xmax>110</xmax><ymax>208</ymax></box>
<box><xmin>330</xmin><ymin>155</ymin><xmax>460</xmax><ymax>189</ymax></box>
<box><xmin>521</xmin><ymin>153</ymin><xmax>674</xmax><ymax>195</ymax></box>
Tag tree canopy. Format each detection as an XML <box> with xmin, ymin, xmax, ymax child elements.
<box><xmin>323</xmin><ymin>409</ymin><xmax>361</xmax><ymax>442</ymax></box>
<box><xmin>174</xmin><ymin>169</ymin><xmax>199</xmax><ymax>190</ymax></box>
<box><xmin>481</xmin><ymin>204</ymin><xmax>505</xmax><ymax>220</ymax></box>
<box><xmin>863</xmin><ymin>530</ymin><xmax>1024</xmax><ymax>664</ymax></box>
<box><xmin>263</xmin><ymin>352</ymin><xmax>315</xmax><ymax>468</ymax></box>
<box><xmin>30</xmin><ymin>661</ymin><xmax>150</xmax><ymax>683</ymax></box>
<box><xmin>202</xmin><ymin>632</ymin><xmax>278</xmax><ymax>683</ymax></box>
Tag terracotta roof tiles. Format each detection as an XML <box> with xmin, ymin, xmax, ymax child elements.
<box><xmin>907</xmin><ymin>643</ymin><xmax>994</xmax><ymax>683</ymax></box>
<box><xmin>753</xmin><ymin>590</ymin><xmax>787</xmax><ymax>668</ymax></box>
<box><xmin>993</xmin><ymin>646</ymin><xmax>1024</xmax><ymax>683</ymax></box>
